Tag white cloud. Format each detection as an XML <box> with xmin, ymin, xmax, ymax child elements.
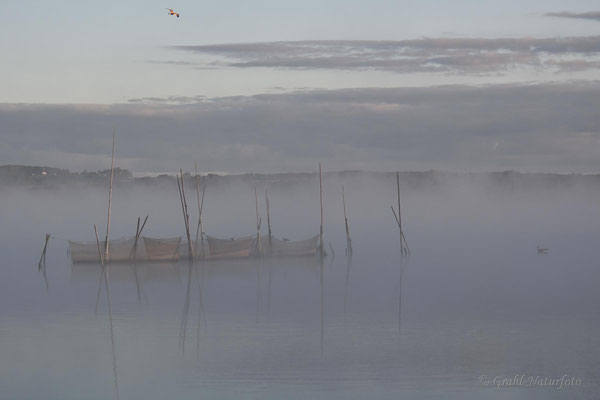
<box><xmin>171</xmin><ymin>37</ymin><xmax>600</xmax><ymax>75</ymax></box>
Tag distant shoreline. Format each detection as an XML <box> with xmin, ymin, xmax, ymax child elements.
<box><xmin>2</xmin><ymin>164</ymin><xmax>600</xmax><ymax>192</ymax></box>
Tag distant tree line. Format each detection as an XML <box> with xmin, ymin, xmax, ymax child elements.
<box><xmin>1</xmin><ymin>164</ymin><xmax>600</xmax><ymax>193</ymax></box>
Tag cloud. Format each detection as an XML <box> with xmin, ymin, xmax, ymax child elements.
<box><xmin>544</xmin><ymin>59</ymin><xmax>600</xmax><ymax>73</ymax></box>
<box><xmin>171</xmin><ymin>37</ymin><xmax>600</xmax><ymax>75</ymax></box>
<box><xmin>545</xmin><ymin>11</ymin><xmax>600</xmax><ymax>22</ymax></box>
<box><xmin>1</xmin><ymin>82</ymin><xmax>600</xmax><ymax>173</ymax></box>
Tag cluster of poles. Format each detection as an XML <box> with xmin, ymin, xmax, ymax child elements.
<box><xmin>174</xmin><ymin>162</ymin><xmax>343</xmax><ymax>262</ymax></box>
<box><xmin>35</xmin><ymin>129</ymin><xmax>411</xmax><ymax>400</ymax></box>
<box><xmin>36</xmin><ymin>135</ymin><xmax>411</xmax><ymax>276</ymax></box>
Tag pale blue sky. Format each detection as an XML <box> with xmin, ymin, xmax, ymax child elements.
<box><xmin>1</xmin><ymin>1</ymin><xmax>600</xmax><ymax>173</ymax></box>
<box><xmin>2</xmin><ymin>0</ymin><xmax>599</xmax><ymax>103</ymax></box>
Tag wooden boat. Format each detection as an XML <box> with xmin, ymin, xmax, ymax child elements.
<box><xmin>142</xmin><ymin>236</ymin><xmax>182</xmax><ymax>262</ymax></box>
<box><xmin>69</xmin><ymin>237</ymin><xmax>136</xmax><ymax>263</ymax></box>
<box><xmin>206</xmin><ymin>234</ymin><xmax>257</xmax><ymax>259</ymax></box>
<box><xmin>265</xmin><ymin>235</ymin><xmax>319</xmax><ymax>257</ymax></box>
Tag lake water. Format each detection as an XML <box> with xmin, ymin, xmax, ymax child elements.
<box><xmin>1</xmin><ymin>177</ymin><xmax>599</xmax><ymax>399</ymax></box>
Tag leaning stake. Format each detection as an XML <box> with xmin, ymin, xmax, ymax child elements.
<box><xmin>319</xmin><ymin>163</ymin><xmax>326</xmax><ymax>258</ymax></box>
<box><xmin>104</xmin><ymin>129</ymin><xmax>116</xmax><ymax>262</ymax></box>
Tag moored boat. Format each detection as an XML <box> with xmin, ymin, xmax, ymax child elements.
<box><xmin>69</xmin><ymin>237</ymin><xmax>136</xmax><ymax>263</ymax></box>
<box><xmin>206</xmin><ymin>235</ymin><xmax>257</xmax><ymax>259</ymax></box>
<box><xmin>265</xmin><ymin>235</ymin><xmax>319</xmax><ymax>257</ymax></box>
<box><xmin>142</xmin><ymin>236</ymin><xmax>182</xmax><ymax>262</ymax></box>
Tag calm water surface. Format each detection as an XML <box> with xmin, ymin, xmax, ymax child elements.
<box><xmin>1</xmin><ymin>183</ymin><xmax>599</xmax><ymax>399</ymax></box>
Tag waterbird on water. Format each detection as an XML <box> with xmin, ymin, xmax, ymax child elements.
<box><xmin>166</xmin><ymin>8</ymin><xmax>180</xmax><ymax>17</ymax></box>
<box><xmin>537</xmin><ymin>246</ymin><xmax>548</xmax><ymax>254</ymax></box>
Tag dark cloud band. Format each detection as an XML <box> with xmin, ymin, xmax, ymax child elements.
<box><xmin>1</xmin><ymin>83</ymin><xmax>599</xmax><ymax>173</ymax></box>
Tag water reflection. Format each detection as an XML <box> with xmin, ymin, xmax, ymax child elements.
<box><xmin>398</xmin><ymin>254</ymin><xmax>409</xmax><ymax>332</ymax></box>
<box><xmin>344</xmin><ymin>253</ymin><xmax>352</xmax><ymax>314</ymax></box>
<box><xmin>51</xmin><ymin>248</ymin><xmax>598</xmax><ymax>399</ymax></box>
<box><xmin>90</xmin><ymin>262</ymin><xmax>121</xmax><ymax>400</ymax></box>
<box><xmin>255</xmin><ymin>260</ymin><xmax>262</xmax><ymax>323</ymax></box>
<box><xmin>179</xmin><ymin>262</ymin><xmax>193</xmax><ymax>353</ymax></box>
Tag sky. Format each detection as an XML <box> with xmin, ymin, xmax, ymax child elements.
<box><xmin>1</xmin><ymin>0</ymin><xmax>600</xmax><ymax>173</ymax></box>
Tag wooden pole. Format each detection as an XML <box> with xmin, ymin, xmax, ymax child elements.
<box><xmin>38</xmin><ymin>233</ymin><xmax>50</xmax><ymax>292</ymax></box>
<box><xmin>255</xmin><ymin>186</ymin><xmax>262</xmax><ymax>257</ymax></box>
<box><xmin>38</xmin><ymin>233</ymin><xmax>50</xmax><ymax>269</ymax></box>
<box><xmin>319</xmin><ymin>163</ymin><xmax>326</xmax><ymax>258</ymax></box>
<box><xmin>94</xmin><ymin>224</ymin><xmax>106</xmax><ymax>314</ymax></box>
<box><xmin>139</xmin><ymin>215</ymin><xmax>148</xmax><ymax>236</ymax></box>
<box><xmin>182</xmin><ymin>171</ymin><xmax>193</xmax><ymax>260</ymax></box>
<box><xmin>177</xmin><ymin>170</ymin><xmax>194</xmax><ymax>262</ymax></box>
<box><xmin>132</xmin><ymin>215</ymin><xmax>149</xmax><ymax>304</ymax></box>
<box><xmin>342</xmin><ymin>185</ymin><xmax>352</xmax><ymax>256</ymax></box>
<box><xmin>135</xmin><ymin>217</ymin><xmax>140</xmax><ymax>239</ymax></box>
<box><xmin>396</xmin><ymin>171</ymin><xmax>401</xmax><ymax>238</ymax></box>
<box><xmin>199</xmin><ymin>185</ymin><xmax>206</xmax><ymax>258</ymax></box>
<box><xmin>182</xmin><ymin>171</ymin><xmax>194</xmax><ymax>260</ymax></box>
<box><xmin>265</xmin><ymin>190</ymin><xmax>272</xmax><ymax>252</ymax></box>
<box><xmin>94</xmin><ymin>224</ymin><xmax>105</xmax><ymax>266</ymax></box>
<box><xmin>129</xmin><ymin>215</ymin><xmax>148</xmax><ymax>260</ymax></box>
<box><xmin>131</xmin><ymin>217</ymin><xmax>140</xmax><ymax>259</ymax></box>
<box><xmin>397</xmin><ymin>172</ymin><xmax>409</xmax><ymax>255</ymax></box>
<box><xmin>131</xmin><ymin>218</ymin><xmax>143</xmax><ymax>303</ymax></box>
<box><xmin>104</xmin><ymin>129</ymin><xmax>116</xmax><ymax>263</ymax></box>
<box><xmin>194</xmin><ymin>161</ymin><xmax>205</xmax><ymax>259</ymax></box>
<box><xmin>391</xmin><ymin>171</ymin><xmax>410</xmax><ymax>256</ymax></box>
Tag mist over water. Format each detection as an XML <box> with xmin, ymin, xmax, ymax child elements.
<box><xmin>1</xmin><ymin>173</ymin><xmax>599</xmax><ymax>399</ymax></box>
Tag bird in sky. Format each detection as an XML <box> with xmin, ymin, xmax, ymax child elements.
<box><xmin>166</xmin><ymin>8</ymin><xmax>180</xmax><ymax>18</ymax></box>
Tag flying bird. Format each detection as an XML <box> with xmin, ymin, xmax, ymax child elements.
<box><xmin>537</xmin><ymin>246</ymin><xmax>548</xmax><ymax>254</ymax></box>
<box><xmin>166</xmin><ymin>8</ymin><xmax>180</xmax><ymax>18</ymax></box>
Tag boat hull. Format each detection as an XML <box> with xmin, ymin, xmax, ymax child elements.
<box><xmin>68</xmin><ymin>238</ymin><xmax>136</xmax><ymax>263</ymax></box>
<box><xmin>265</xmin><ymin>235</ymin><xmax>319</xmax><ymax>257</ymax></box>
<box><xmin>206</xmin><ymin>235</ymin><xmax>256</xmax><ymax>259</ymax></box>
<box><xmin>142</xmin><ymin>236</ymin><xmax>182</xmax><ymax>262</ymax></box>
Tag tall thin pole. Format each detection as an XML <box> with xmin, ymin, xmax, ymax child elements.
<box><xmin>265</xmin><ymin>190</ymin><xmax>272</xmax><ymax>248</ymax></box>
<box><xmin>38</xmin><ymin>233</ymin><xmax>50</xmax><ymax>269</ymax></box>
<box><xmin>342</xmin><ymin>185</ymin><xmax>352</xmax><ymax>256</ymax></box>
<box><xmin>391</xmin><ymin>171</ymin><xmax>410</xmax><ymax>256</ymax></box>
<box><xmin>104</xmin><ymin>129</ymin><xmax>116</xmax><ymax>262</ymax></box>
<box><xmin>129</xmin><ymin>215</ymin><xmax>148</xmax><ymax>260</ymax></box>
<box><xmin>194</xmin><ymin>162</ymin><xmax>205</xmax><ymax>259</ymax></box>
<box><xmin>132</xmin><ymin>217</ymin><xmax>140</xmax><ymax>259</ymax></box>
<box><xmin>177</xmin><ymin>170</ymin><xmax>194</xmax><ymax>262</ymax></box>
<box><xmin>396</xmin><ymin>172</ymin><xmax>401</xmax><ymax>234</ymax></box>
<box><xmin>94</xmin><ymin>224</ymin><xmax>105</xmax><ymax>313</ymax></box>
<box><xmin>255</xmin><ymin>186</ymin><xmax>262</xmax><ymax>257</ymax></box>
<box><xmin>319</xmin><ymin>163</ymin><xmax>325</xmax><ymax>258</ymax></box>
<box><xmin>38</xmin><ymin>233</ymin><xmax>50</xmax><ymax>292</ymax></box>
<box><xmin>198</xmin><ymin>185</ymin><xmax>205</xmax><ymax>257</ymax></box>
<box><xmin>94</xmin><ymin>224</ymin><xmax>105</xmax><ymax>267</ymax></box>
